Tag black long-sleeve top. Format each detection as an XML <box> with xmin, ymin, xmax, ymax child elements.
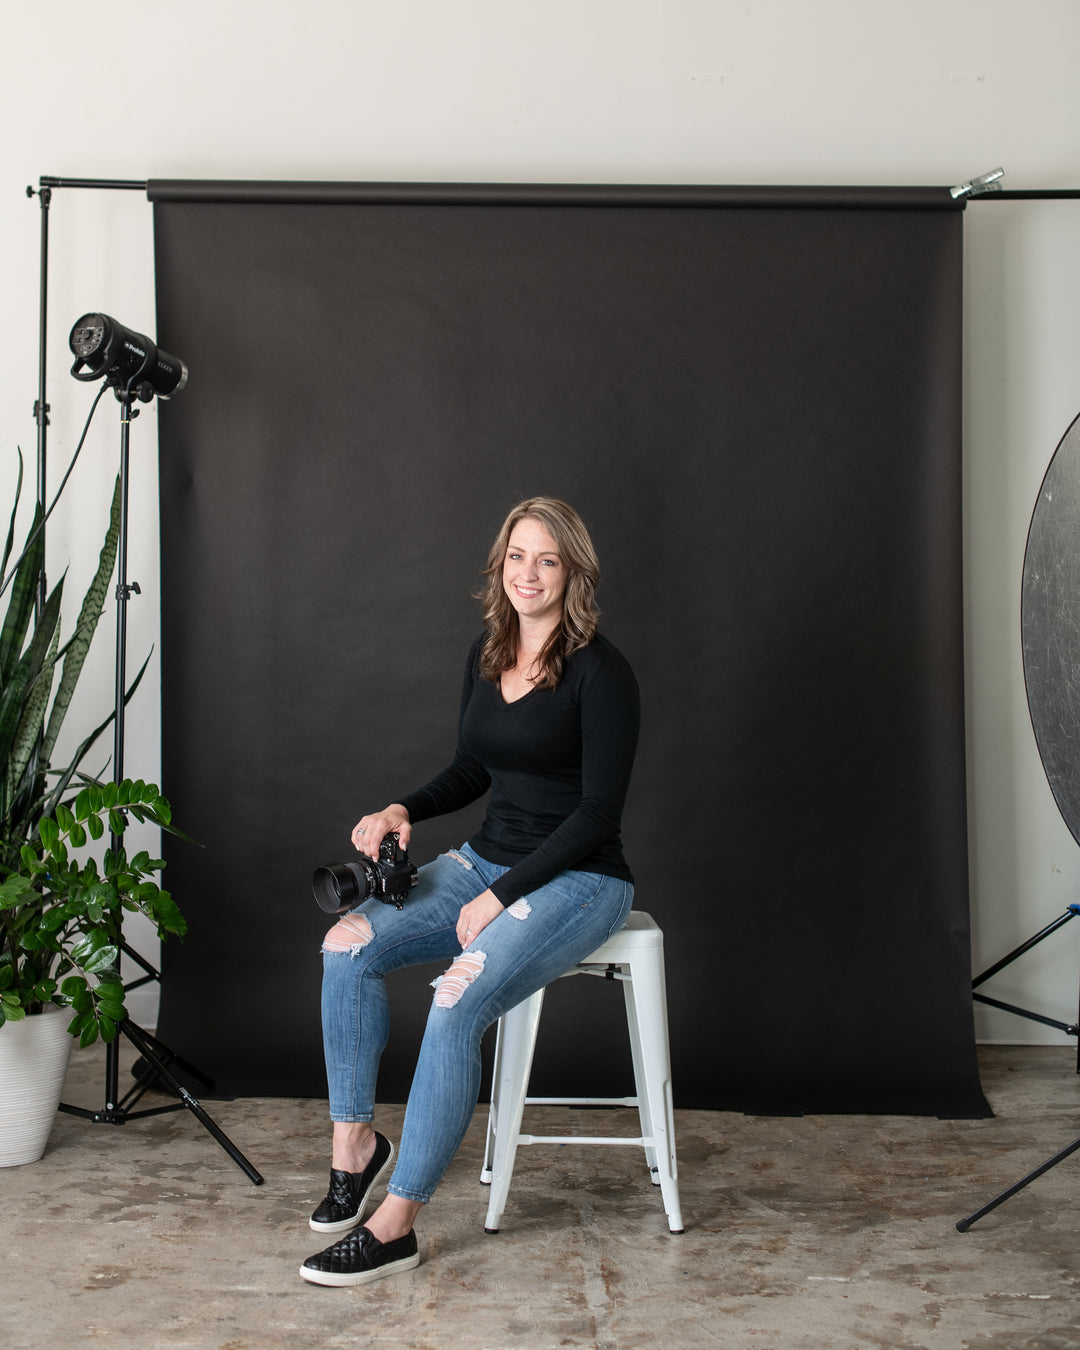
<box><xmin>398</xmin><ymin>634</ymin><xmax>639</xmax><ymax>906</ymax></box>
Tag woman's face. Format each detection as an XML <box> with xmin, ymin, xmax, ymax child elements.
<box><xmin>502</xmin><ymin>517</ymin><xmax>567</xmax><ymax>628</ymax></box>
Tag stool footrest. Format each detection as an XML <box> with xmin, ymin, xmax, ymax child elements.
<box><xmin>517</xmin><ymin>1134</ymin><xmax>651</xmax><ymax>1148</ymax></box>
<box><xmin>524</xmin><ymin>1095</ymin><xmax>639</xmax><ymax>1107</ymax></box>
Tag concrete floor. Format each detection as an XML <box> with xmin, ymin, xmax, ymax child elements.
<box><xmin>4</xmin><ymin>1042</ymin><xmax>1080</xmax><ymax>1350</ymax></box>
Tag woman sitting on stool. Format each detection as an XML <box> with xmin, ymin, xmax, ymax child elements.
<box><xmin>301</xmin><ymin>496</ymin><xmax>639</xmax><ymax>1287</ymax></box>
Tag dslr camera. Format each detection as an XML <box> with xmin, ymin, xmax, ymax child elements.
<box><xmin>312</xmin><ymin>831</ymin><xmax>419</xmax><ymax>913</ymax></box>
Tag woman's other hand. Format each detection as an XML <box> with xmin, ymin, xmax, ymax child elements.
<box><xmin>351</xmin><ymin>805</ymin><xmax>411</xmax><ymax>859</ymax></box>
<box><xmin>456</xmin><ymin>889</ymin><xmax>505</xmax><ymax>948</ymax></box>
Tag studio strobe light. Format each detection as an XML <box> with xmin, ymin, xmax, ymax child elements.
<box><xmin>69</xmin><ymin>312</ymin><xmax>187</xmax><ymax>400</ymax></box>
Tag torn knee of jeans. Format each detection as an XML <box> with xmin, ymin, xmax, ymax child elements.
<box><xmin>445</xmin><ymin>849</ymin><xmax>474</xmax><ymax>870</ymax></box>
<box><xmin>431</xmin><ymin>951</ymin><xmax>487</xmax><ymax>1008</ymax></box>
<box><xmin>506</xmin><ymin>898</ymin><xmax>531</xmax><ymax>921</ymax></box>
<box><xmin>322</xmin><ymin>912</ymin><xmax>374</xmax><ymax>954</ymax></box>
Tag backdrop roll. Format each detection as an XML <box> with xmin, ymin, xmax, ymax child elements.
<box><xmin>152</xmin><ymin>182</ymin><xmax>987</xmax><ymax>1116</ymax></box>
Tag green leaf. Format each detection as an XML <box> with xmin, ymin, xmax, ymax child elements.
<box><xmin>42</xmin><ymin>906</ymin><xmax>73</xmax><ymax>932</ymax></box>
<box><xmin>68</xmin><ymin>822</ymin><xmax>86</xmax><ymax>848</ymax></box>
<box><xmin>38</xmin><ymin>817</ymin><xmax>59</xmax><ymax>853</ymax></box>
<box><xmin>6</xmin><ymin>622</ymin><xmax>60</xmax><ymax>797</ymax></box>
<box><xmin>86</xmin><ymin>813</ymin><xmax>104</xmax><ymax>841</ymax></box>
<box><xmin>41</xmin><ymin>475</ymin><xmax>121</xmax><ymax>764</ymax></box>
<box><xmin>40</xmin><ymin>655</ymin><xmax>151</xmax><ymax>820</ymax></box>
<box><xmin>0</xmin><ymin>449</ymin><xmax>24</xmax><ymax>601</ymax></box>
<box><xmin>1</xmin><ymin>574</ymin><xmax>64</xmax><ymax>776</ymax></box>
<box><xmin>82</xmin><ymin>945</ymin><xmax>119</xmax><ymax>975</ymax></box>
<box><xmin>108</xmin><ymin>808</ymin><xmax>126</xmax><ymax>835</ymax></box>
<box><xmin>0</xmin><ymin>496</ymin><xmax>44</xmax><ymax>688</ymax></box>
<box><xmin>150</xmin><ymin>891</ymin><xmax>188</xmax><ymax>937</ymax></box>
<box><xmin>55</xmin><ymin>803</ymin><xmax>76</xmax><ymax>834</ymax></box>
<box><xmin>69</xmin><ymin>930</ymin><xmax>109</xmax><ymax>964</ymax></box>
<box><xmin>75</xmin><ymin>787</ymin><xmax>92</xmax><ymax>822</ymax></box>
<box><xmin>79</xmin><ymin>1019</ymin><xmax>99</xmax><ymax>1048</ymax></box>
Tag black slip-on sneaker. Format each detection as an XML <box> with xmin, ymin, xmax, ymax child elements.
<box><xmin>299</xmin><ymin>1226</ymin><xmax>420</xmax><ymax>1287</ymax></box>
<box><xmin>309</xmin><ymin>1132</ymin><xmax>394</xmax><ymax>1233</ymax></box>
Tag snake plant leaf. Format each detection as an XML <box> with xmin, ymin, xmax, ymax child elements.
<box><xmin>6</xmin><ymin>622</ymin><xmax>59</xmax><ymax>808</ymax></box>
<box><xmin>0</xmin><ymin>450</ymin><xmax>25</xmax><ymax>589</ymax></box>
<box><xmin>39</xmin><ymin>653</ymin><xmax>151</xmax><ymax>820</ymax></box>
<box><xmin>0</xmin><ymin>502</ymin><xmax>45</xmax><ymax>688</ymax></box>
<box><xmin>0</xmin><ymin>579</ymin><xmax>63</xmax><ymax>776</ymax></box>
<box><xmin>41</xmin><ymin>476</ymin><xmax>122</xmax><ymax>765</ymax></box>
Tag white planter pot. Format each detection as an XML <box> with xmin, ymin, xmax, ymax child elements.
<box><xmin>0</xmin><ymin>1006</ymin><xmax>74</xmax><ymax>1167</ymax></box>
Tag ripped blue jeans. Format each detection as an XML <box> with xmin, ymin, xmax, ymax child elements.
<box><xmin>321</xmin><ymin>841</ymin><xmax>633</xmax><ymax>1203</ymax></box>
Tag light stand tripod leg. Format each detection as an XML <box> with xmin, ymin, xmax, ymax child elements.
<box><xmin>956</xmin><ymin>1134</ymin><xmax>1080</xmax><ymax>1231</ymax></box>
<box><xmin>120</xmin><ymin>1019</ymin><xmax>264</xmax><ymax>1185</ymax></box>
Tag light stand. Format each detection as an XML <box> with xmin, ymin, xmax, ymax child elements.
<box><xmin>56</xmin><ymin>364</ymin><xmax>262</xmax><ymax>1186</ymax></box>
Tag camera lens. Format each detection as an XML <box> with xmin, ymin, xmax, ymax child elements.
<box><xmin>312</xmin><ymin>861</ymin><xmax>373</xmax><ymax>913</ymax></box>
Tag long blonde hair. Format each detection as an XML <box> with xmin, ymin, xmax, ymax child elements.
<box><xmin>477</xmin><ymin>497</ymin><xmax>600</xmax><ymax>689</ymax></box>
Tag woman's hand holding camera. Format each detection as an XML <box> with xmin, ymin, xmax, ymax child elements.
<box><xmin>349</xmin><ymin>809</ymin><xmax>504</xmax><ymax>945</ymax></box>
<box><xmin>352</xmin><ymin>805</ymin><xmax>411</xmax><ymax>859</ymax></box>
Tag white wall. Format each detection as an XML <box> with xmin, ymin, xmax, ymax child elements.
<box><xmin>2</xmin><ymin>0</ymin><xmax>1079</xmax><ymax>1039</ymax></box>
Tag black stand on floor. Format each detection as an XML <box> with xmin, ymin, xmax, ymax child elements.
<box><xmin>957</xmin><ymin>1133</ymin><xmax>1080</xmax><ymax>1231</ymax></box>
<box><xmin>957</xmin><ymin>904</ymin><xmax>1080</xmax><ymax>1230</ymax></box>
<box><xmin>971</xmin><ymin>904</ymin><xmax>1080</xmax><ymax>1063</ymax></box>
<box><xmin>56</xmin><ymin>386</ymin><xmax>263</xmax><ymax>1186</ymax></box>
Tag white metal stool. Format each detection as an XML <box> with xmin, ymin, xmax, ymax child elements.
<box><xmin>480</xmin><ymin>910</ymin><xmax>684</xmax><ymax>1234</ymax></box>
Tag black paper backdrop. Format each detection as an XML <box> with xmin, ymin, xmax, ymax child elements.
<box><xmin>151</xmin><ymin>183</ymin><xmax>987</xmax><ymax>1116</ymax></box>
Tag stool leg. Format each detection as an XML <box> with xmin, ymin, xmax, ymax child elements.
<box><xmin>628</xmin><ymin>949</ymin><xmax>684</xmax><ymax>1233</ymax></box>
<box><xmin>484</xmin><ymin>987</ymin><xmax>545</xmax><ymax>1234</ymax></box>
<box><xmin>480</xmin><ymin>1015</ymin><xmax>504</xmax><ymax>1184</ymax></box>
<box><xmin>621</xmin><ymin>972</ymin><xmax>659</xmax><ymax>1179</ymax></box>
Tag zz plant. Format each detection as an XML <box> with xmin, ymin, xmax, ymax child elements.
<box><xmin>0</xmin><ymin>781</ymin><xmax>185</xmax><ymax>1044</ymax></box>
